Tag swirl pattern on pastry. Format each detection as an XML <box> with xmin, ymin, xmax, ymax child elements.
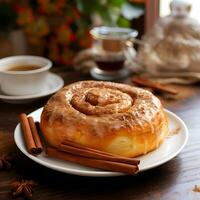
<box><xmin>40</xmin><ymin>81</ymin><xmax>168</xmax><ymax>157</ymax></box>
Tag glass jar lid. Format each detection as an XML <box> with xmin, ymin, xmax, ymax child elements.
<box><xmin>90</xmin><ymin>26</ymin><xmax>138</xmax><ymax>40</ymax></box>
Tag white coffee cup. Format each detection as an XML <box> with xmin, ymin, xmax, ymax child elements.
<box><xmin>0</xmin><ymin>55</ymin><xmax>52</xmax><ymax>96</ymax></box>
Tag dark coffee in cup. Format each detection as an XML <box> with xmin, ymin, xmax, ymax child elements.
<box><xmin>94</xmin><ymin>56</ymin><xmax>125</xmax><ymax>71</ymax></box>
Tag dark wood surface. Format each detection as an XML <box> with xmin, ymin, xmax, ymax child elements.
<box><xmin>1</xmin><ymin>67</ymin><xmax>200</xmax><ymax>200</ymax></box>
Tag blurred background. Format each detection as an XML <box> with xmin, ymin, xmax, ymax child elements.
<box><xmin>1</xmin><ymin>0</ymin><xmax>199</xmax><ymax>72</ymax></box>
<box><xmin>0</xmin><ymin>0</ymin><xmax>146</xmax><ymax>67</ymax></box>
<box><xmin>160</xmin><ymin>0</ymin><xmax>200</xmax><ymax>19</ymax></box>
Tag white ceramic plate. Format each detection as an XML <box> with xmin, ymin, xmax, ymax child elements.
<box><xmin>0</xmin><ymin>73</ymin><xmax>64</xmax><ymax>103</ymax></box>
<box><xmin>14</xmin><ymin>108</ymin><xmax>188</xmax><ymax>177</ymax></box>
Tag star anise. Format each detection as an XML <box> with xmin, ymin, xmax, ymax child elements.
<box><xmin>0</xmin><ymin>154</ymin><xmax>13</xmax><ymax>170</ymax></box>
<box><xmin>11</xmin><ymin>179</ymin><xmax>37</xmax><ymax>199</ymax></box>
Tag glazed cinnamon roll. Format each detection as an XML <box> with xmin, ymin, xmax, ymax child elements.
<box><xmin>40</xmin><ymin>81</ymin><xmax>168</xmax><ymax>158</ymax></box>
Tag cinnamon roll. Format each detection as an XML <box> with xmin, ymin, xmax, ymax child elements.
<box><xmin>40</xmin><ymin>81</ymin><xmax>168</xmax><ymax>157</ymax></box>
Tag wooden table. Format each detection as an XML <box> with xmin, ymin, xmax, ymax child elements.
<box><xmin>1</xmin><ymin>68</ymin><xmax>200</xmax><ymax>200</ymax></box>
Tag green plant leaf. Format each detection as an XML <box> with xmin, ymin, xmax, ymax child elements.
<box><xmin>108</xmin><ymin>0</ymin><xmax>125</xmax><ymax>7</ymax></box>
<box><xmin>75</xmin><ymin>0</ymin><xmax>102</xmax><ymax>14</ymax></box>
<box><xmin>117</xmin><ymin>16</ymin><xmax>131</xmax><ymax>27</ymax></box>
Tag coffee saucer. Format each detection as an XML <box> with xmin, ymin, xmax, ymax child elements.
<box><xmin>0</xmin><ymin>72</ymin><xmax>64</xmax><ymax>104</ymax></box>
<box><xmin>90</xmin><ymin>67</ymin><xmax>131</xmax><ymax>80</ymax></box>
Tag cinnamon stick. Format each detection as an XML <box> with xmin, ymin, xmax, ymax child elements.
<box><xmin>28</xmin><ymin>117</ymin><xmax>43</xmax><ymax>154</ymax></box>
<box><xmin>19</xmin><ymin>113</ymin><xmax>43</xmax><ymax>155</ymax></box>
<box><xmin>59</xmin><ymin>142</ymin><xmax>139</xmax><ymax>166</ymax></box>
<box><xmin>46</xmin><ymin>147</ymin><xmax>139</xmax><ymax>175</ymax></box>
<box><xmin>132</xmin><ymin>76</ymin><xmax>178</xmax><ymax>95</ymax></box>
<box><xmin>63</xmin><ymin>140</ymin><xmax>139</xmax><ymax>160</ymax></box>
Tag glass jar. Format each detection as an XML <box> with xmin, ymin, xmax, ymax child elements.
<box><xmin>90</xmin><ymin>26</ymin><xmax>138</xmax><ymax>80</ymax></box>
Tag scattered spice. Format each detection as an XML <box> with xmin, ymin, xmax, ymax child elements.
<box><xmin>193</xmin><ymin>185</ymin><xmax>200</xmax><ymax>192</ymax></box>
<box><xmin>0</xmin><ymin>154</ymin><xmax>13</xmax><ymax>170</ymax></box>
<box><xmin>167</xmin><ymin>127</ymin><xmax>181</xmax><ymax>138</ymax></box>
<box><xmin>10</xmin><ymin>179</ymin><xmax>37</xmax><ymax>199</ymax></box>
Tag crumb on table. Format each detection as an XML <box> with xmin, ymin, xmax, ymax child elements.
<box><xmin>193</xmin><ymin>185</ymin><xmax>200</xmax><ymax>192</ymax></box>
